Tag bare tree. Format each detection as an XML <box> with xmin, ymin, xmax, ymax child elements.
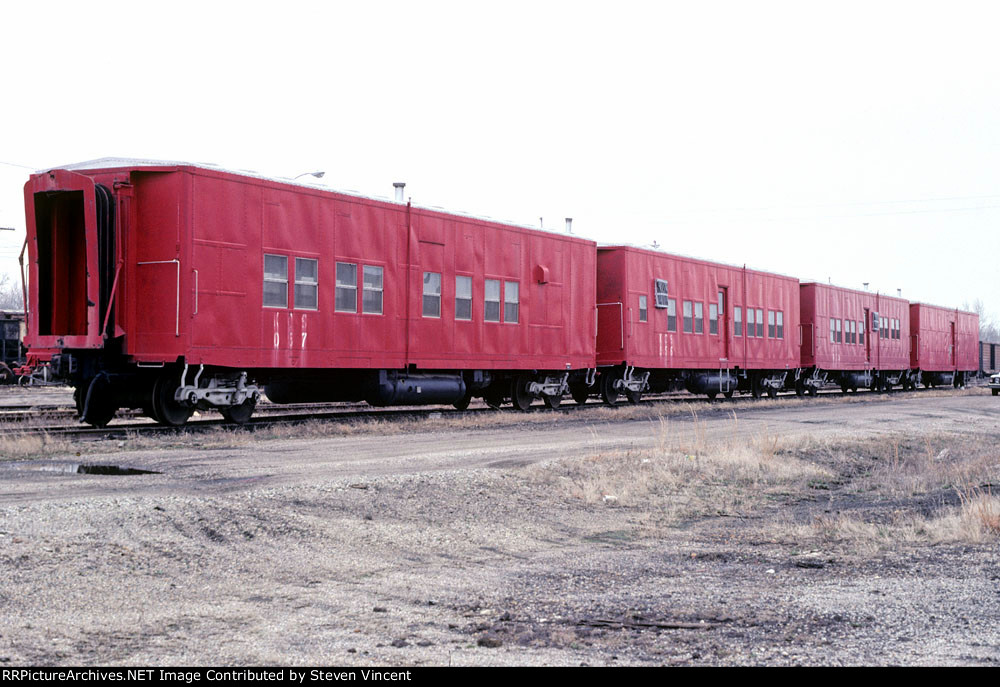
<box><xmin>964</xmin><ymin>299</ymin><xmax>1000</xmax><ymax>343</ymax></box>
<box><xmin>0</xmin><ymin>272</ymin><xmax>23</xmax><ymax>311</ymax></box>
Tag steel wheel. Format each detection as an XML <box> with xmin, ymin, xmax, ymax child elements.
<box><xmin>766</xmin><ymin>385</ymin><xmax>778</xmax><ymax>399</ymax></box>
<box><xmin>220</xmin><ymin>399</ymin><xmax>256</xmax><ymax>424</ymax></box>
<box><xmin>724</xmin><ymin>390</ymin><xmax>734</xmax><ymax>399</ymax></box>
<box><xmin>570</xmin><ymin>384</ymin><xmax>590</xmax><ymax>405</ymax></box>
<box><xmin>600</xmin><ymin>372</ymin><xmax>621</xmax><ymax>406</ymax></box>
<box><xmin>453</xmin><ymin>392</ymin><xmax>472</xmax><ymax>411</ymax></box>
<box><xmin>707</xmin><ymin>391</ymin><xmax>717</xmax><ymax>400</ymax></box>
<box><xmin>625</xmin><ymin>389</ymin><xmax>642</xmax><ymax>404</ymax></box>
<box><xmin>511</xmin><ymin>374</ymin><xmax>535</xmax><ymax>411</ymax></box>
<box><xmin>543</xmin><ymin>394</ymin><xmax>562</xmax><ymax>410</ymax></box>
<box><xmin>750</xmin><ymin>375</ymin><xmax>762</xmax><ymax>399</ymax></box>
<box><xmin>152</xmin><ymin>374</ymin><xmax>193</xmax><ymax>427</ymax></box>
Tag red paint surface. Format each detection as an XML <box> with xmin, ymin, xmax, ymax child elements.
<box><xmin>799</xmin><ymin>283</ymin><xmax>909</xmax><ymax>371</ymax></box>
<box><xmin>909</xmin><ymin>303</ymin><xmax>978</xmax><ymax>372</ymax></box>
<box><xmin>596</xmin><ymin>246</ymin><xmax>799</xmax><ymax>370</ymax></box>
<box><xmin>25</xmin><ymin>163</ymin><xmax>597</xmax><ymax>373</ymax></box>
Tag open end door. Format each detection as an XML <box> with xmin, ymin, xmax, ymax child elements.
<box><xmin>23</xmin><ymin>169</ymin><xmax>107</xmax><ymax>350</ymax></box>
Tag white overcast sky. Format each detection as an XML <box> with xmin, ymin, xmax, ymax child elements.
<box><xmin>1</xmin><ymin>1</ymin><xmax>998</xmax><ymax>320</ymax></box>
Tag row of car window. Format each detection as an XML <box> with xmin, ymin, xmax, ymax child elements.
<box><xmin>830</xmin><ymin>316</ymin><xmax>902</xmax><ymax>344</ymax></box>
<box><xmin>636</xmin><ymin>292</ymin><xmax>785</xmax><ymax>339</ymax></box>
<box><xmin>262</xmin><ymin>255</ymin><xmax>520</xmax><ymax>323</ymax></box>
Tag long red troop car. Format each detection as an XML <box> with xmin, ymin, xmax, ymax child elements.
<box><xmin>799</xmin><ymin>283</ymin><xmax>912</xmax><ymax>392</ymax></box>
<box><xmin>19</xmin><ymin>159</ymin><xmax>984</xmax><ymax>426</ymax></box>
<box><xmin>593</xmin><ymin>246</ymin><xmax>799</xmax><ymax>402</ymax></box>
<box><xmin>23</xmin><ymin>159</ymin><xmax>596</xmax><ymax>425</ymax></box>
<box><xmin>909</xmin><ymin>303</ymin><xmax>979</xmax><ymax>387</ymax></box>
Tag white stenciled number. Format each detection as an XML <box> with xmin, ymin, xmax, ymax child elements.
<box><xmin>301</xmin><ymin>332</ymin><xmax>307</xmax><ymax>348</ymax></box>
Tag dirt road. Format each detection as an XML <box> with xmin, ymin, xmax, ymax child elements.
<box><xmin>1</xmin><ymin>392</ymin><xmax>998</xmax><ymax>665</ymax></box>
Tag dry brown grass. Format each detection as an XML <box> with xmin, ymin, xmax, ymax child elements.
<box><xmin>0</xmin><ymin>433</ymin><xmax>76</xmax><ymax>461</ymax></box>
<box><xmin>530</xmin><ymin>413</ymin><xmax>833</xmax><ymax>523</ymax></box>
<box><xmin>805</xmin><ymin>489</ymin><xmax>1000</xmax><ymax>551</ymax></box>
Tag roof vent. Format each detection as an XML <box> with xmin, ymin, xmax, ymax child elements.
<box><xmin>393</xmin><ymin>182</ymin><xmax>406</xmax><ymax>203</ymax></box>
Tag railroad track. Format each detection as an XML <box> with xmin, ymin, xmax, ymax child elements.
<box><xmin>1</xmin><ymin>384</ymin><xmax>982</xmax><ymax>442</ymax></box>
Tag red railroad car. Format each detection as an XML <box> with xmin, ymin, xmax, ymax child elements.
<box><xmin>593</xmin><ymin>246</ymin><xmax>799</xmax><ymax>402</ymax></box>
<box><xmin>799</xmin><ymin>284</ymin><xmax>912</xmax><ymax>392</ymax></box>
<box><xmin>23</xmin><ymin>159</ymin><xmax>597</xmax><ymax>425</ymax></box>
<box><xmin>909</xmin><ymin>303</ymin><xmax>979</xmax><ymax>387</ymax></box>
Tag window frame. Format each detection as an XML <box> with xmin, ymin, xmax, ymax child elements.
<box><xmin>293</xmin><ymin>257</ymin><xmax>319</xmax><ymax>311</ymax></box>
<box><xmin>654</xmin><ymin>279</ymin><xmax>669</xmax><ymax>308</ymax></box>
<box><xmin>422</xmin><ymin>271</ymin><xmax>442</xmax><ymax>318</ymax></box>
<box><xmin>455</xmin><ymin>274</ymin><xmax>473</xmax><ymax>321</ymax></box>
<box><xmin>484</xmin><ymin>278</ymin><xmax>501</xmax><ymax>323</ymax></box>
<box><xmin>335</xmin><ymin>261</ymin><xmax>358</xmax><ymax>313</ymax></box>
<box><xmin>263</xmin><ymin>253</ymin><xmax>289</xmax><ymax>309</ymax></box>
<box><xmin>667</xmin><ymin>298</ymin><xmax>677</xmax><ymax>332</ymax></box>
<box><xmin>734</xmin><ymin>306</ymin><xmax>742</xmax><ymax>337</ymax></box>
<box><xmin>639</xmin><ymin>294</ymin><xmax>648</xmax><ymax>323</ymax></box>
<box><xmin>362</xmin><ymin>264</ymin><xmax>384</xmax><ymax>315</ymax></box>
<box><xmin>683</xmin><ymin>300</ymin><xmax>693</xmax><ymax>334</ymax></box>
<box><xmin>504</xmin><ymin>280</ymin><xmax>519</xmax><ymax>324</ymax></box>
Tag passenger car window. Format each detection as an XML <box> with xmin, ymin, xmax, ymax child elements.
<box><xmin>455</xmin><ymin>275</ymin><xmax>472</xmax><ymax>321</ymax></box>
<box><xmin>504</xmin><ymin>281</ymin><xmax>519</xmax><ymax>323</ymax></box>
<box><xmin>485</xmin><ymin>279</ymin><xmax>501</xmax><ymax>322</ymax></box>
<box><xmin>363</xmin><ymin>265</ymin><xmax>383</xmax><ymax>315</ymax></box>
<box><xmin>423</xmin><ymin>272</ymin><xmax>441</xmax><ymax>318</ymax></box>
<box><xmin>294</xmin><ymin>258</ymin><xmax>318</xmax><ymax>310</ymax></box>
<box><xmin>335</xmin><ymin>262</ymin><xmax>357</xmax><ymax>313</ymax></box>
<box><xmin>263</xmin><ymin>254</ymin><xmax>288</xmax><ymax>308</ymax></box>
